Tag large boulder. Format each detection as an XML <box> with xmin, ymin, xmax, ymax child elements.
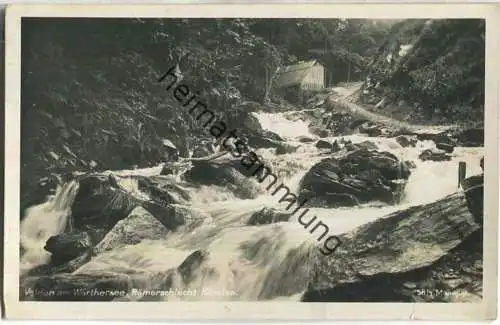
<box><xmin>93</xmin><ymin>206</ymin><xmax>170</xmax><ymax>254</ymax></box>
<box><xmin>71</xmin><ymin>174</ymin><xmax>137</xmax><ymax>232</ymax></box>
<box><xmin>71</xmin><ymin>173</ymin><xmax>193</xmax><ymax>237</ymax></box>
<box><xmin>298</xmin><ymin>148</ymin><xmax>411</xmax><ymax>207</ymax></box>
<box><xmin>44</xmin><ymin>231</ymin><xmax>93</xmax><ymax>264</ymax></box>
<box><xmin>183</xmin><ymin>157</ymin><xmax>261</xmax><ymax>199</ymax></box>
<box><xmin>302</xmin><ymin>192</ymin><xmax>481</xmax><ymax>302</ymax></box>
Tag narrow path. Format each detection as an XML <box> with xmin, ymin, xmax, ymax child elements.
<box><xmin>329</xmin><ymin>84</ymin><xmax>456</xmax><ymax>134</ymax></box>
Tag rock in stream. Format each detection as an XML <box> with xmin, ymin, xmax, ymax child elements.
<box><xmin>302</xmin><ymin>192</ymin><xmax>481</xmax><ymax>302</ymax></box>
<box><xmin>298</xmin><ymin>147</ymin><xmax>411</xmax><ymax>208</ymax></box>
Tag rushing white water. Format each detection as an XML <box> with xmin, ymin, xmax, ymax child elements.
<box><xmin>402</xmin><ymin>146</ymin><xmax>483</xmax><ymax>205</ymax></box>
<box><xmin>20</xmin><ymin>180</ymin><xmax>80</xmax><ymax>273</ymax></box>
<box><xmin>253</xmin><ymin>111</ymin><xmax>315</xmax><ymax>140</ymax></box>
<box><xmin>19</xmin><ymin>110</ymin><xmax>483</xmax><ymax>301</ymax></box>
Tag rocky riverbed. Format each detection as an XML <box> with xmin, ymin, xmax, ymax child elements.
<box><xmin>20</xmin><ymin>96</ymin><xmax>484</xmax><ymax>302</ymax></box>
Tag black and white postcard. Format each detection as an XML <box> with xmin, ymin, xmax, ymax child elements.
<box><xmin>3</xmin><ymin>3</ymin><xmax>499</xmax><ymax>321</ymax></box>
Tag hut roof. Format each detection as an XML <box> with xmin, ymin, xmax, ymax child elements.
<box><xmin>162</xmin><ymin>139</ymin><xmax>177</xmax><ymax>150</ymax></box>
<box><xmin>274</xmin><ymin>60</ymin><xmax>320</xmax><ymax>88</ymax></box>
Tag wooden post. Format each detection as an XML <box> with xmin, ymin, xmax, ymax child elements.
<box><xmin>458</xmin><ymin>161</ymin><xmax>467</xmax><ymax>188</ymax></box>
<box><xmin>347</xmin><ymin>60</ymin><xmax>351</xmax><ymax>83</ymax></box>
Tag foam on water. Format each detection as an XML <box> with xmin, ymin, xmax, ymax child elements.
<box><xmin>20</xmin><ymin>181</ymin><xmax>80</xmax><ymax>273</ymax></box>
<box><xmin>253</xmin><ymin>111</ymin><xmax>315</xmax><ymax>140</ymax></box>
<box><xmin>19</xmin><ymin>110</ymin><xmax>483</xmax><ymax>301</ymax></box>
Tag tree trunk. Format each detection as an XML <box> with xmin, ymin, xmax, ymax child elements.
<box><xmin>263</xmin><ymin>67</ymin><xmax>270</xmax><ymax>104</ymax></box>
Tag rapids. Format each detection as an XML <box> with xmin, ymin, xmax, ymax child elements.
<box><xmin>20</xmin><ymin>181</ymin><xmax>80</xmax><ymax>274</ymax></box>
<box><xmin>20</xmin><ymin>110</ymin><xmax>483</xmax><ymax>301</ymax></box>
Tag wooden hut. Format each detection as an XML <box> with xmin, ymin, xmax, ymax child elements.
<box><xmin>274</xmin><ymin>60</ymin><xmax>326</xmax><ymax>101</ymax></box>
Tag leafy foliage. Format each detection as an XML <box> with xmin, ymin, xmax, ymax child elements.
<box><xmin>360</xmin><ymin>19</ymin><xmax>485</xmax><ymax>123</ymax></box>
<box><xmin>20</xmin><ymin>18</ymin><xmax>290</xmax><ymax>205</ymax></box>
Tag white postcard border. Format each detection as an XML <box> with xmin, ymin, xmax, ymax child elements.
<box><xmin>4</xmin><ymin>3</ymin><xmax>499</xmax><ymax>320</ymax></box>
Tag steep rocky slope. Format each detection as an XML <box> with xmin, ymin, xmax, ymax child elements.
<box><xmin>358</xmin><ymin>19</ymin><xmax>485</xmax><ymax>124</ymax></box>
